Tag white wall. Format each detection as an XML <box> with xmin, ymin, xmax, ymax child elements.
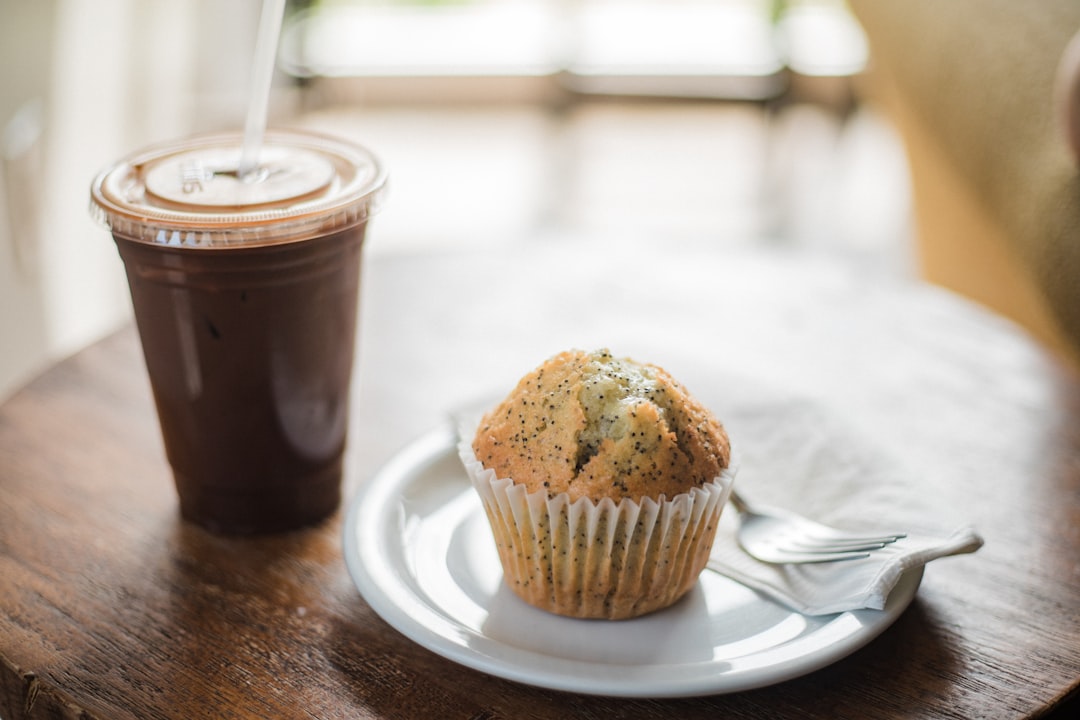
<box><xmin>1</xmin><ymin>0</ymin><xmax>56</xmax><ymax>401</ymax></box>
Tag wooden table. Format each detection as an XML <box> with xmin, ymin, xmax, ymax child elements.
<box><xmin>2</xmin><ymin>243</ymin><xmax>1078</xmax><ymax>719</ymax></box>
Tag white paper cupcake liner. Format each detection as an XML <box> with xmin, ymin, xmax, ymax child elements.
<box><xmin>459</xmin><ymin>440</ymin><xmax>735</xmax><ymax>620</ymax></box>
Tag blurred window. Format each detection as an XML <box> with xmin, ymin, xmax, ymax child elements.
<box><xmin>280</xmin><ymin>0</ymin><xmax>868</xmax><ymax>103</ymax></box>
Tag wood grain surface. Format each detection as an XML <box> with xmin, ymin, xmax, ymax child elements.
<box><xmin>1</xmin><ymin>245</ymin><xmax>1078</xmax><ymax>719</ymax></box>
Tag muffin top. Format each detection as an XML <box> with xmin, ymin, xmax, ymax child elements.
<box><xmin>472</xmin><ymin>349</ymin><xmax>731</xmax><ymax>503</ymax></box>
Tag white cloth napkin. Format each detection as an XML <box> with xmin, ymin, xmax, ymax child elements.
<box><xmin>704</xmin><ymin>392</ymin><xmax>984</xmax><ymax>616</ymax></box>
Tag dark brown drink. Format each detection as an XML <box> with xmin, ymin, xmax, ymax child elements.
<box><xmin>91</xmin><ymin>130</ymin><xmax>386</xmax><ymax>534</ymax></box>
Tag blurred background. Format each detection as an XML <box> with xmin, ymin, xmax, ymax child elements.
<box><xmin>0</xmin><ymin>0</ymin><xmax>929</xmax><ymax>401</ymax></box>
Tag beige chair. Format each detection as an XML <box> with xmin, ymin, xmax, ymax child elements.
<box><xmin>850</xmin><ymin>0</ymin><xmax>1080</xmax><ymax>371</ymax></box>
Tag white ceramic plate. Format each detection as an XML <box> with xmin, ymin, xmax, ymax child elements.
<box><xmin>343</xmin><ymin>425</ymin><xmax>922</xmax><ymax>698</ymax></box>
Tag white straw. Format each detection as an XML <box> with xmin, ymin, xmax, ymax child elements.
<box><xmin>239</xmin><ymin>0</ymin><xmax>287</xmax><ymax>181</ymax></box>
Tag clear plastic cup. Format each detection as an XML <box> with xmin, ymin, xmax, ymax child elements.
<box><xmin>90</xmin><ymin>129</ymin><xmax>387</xmax><ymax>534</ymax></box>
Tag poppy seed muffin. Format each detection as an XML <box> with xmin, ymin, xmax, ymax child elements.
<box><xmin>460</xmin><ymin>349</ymin><xmax>735</xmax><ymax>620</ymax></box>
<box><xmin>472</xmin><ymin>349</ymin><xmax>731</xmax><ymax>504</ymax></box>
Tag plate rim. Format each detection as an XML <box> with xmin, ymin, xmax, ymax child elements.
<box><xmin>343</xmin><ymin>424</ymin><xmax>922</xmax><ymax>698</ymax></box>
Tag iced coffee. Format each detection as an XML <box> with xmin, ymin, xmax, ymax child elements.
<box><xmin>90</xmin><ymin>129</ymin><xmax>386</xmax><ymax>534</ymax></box>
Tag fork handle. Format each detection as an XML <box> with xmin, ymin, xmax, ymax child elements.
<box><xmin>728</xmin><ymin>488</ymin><xmax>750</xmax><ymax>514</ymax></box>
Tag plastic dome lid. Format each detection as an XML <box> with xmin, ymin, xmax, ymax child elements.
<box><xmin>90</xmin><ymin>129</ymin><xmax>387</xmax><ymax>248</ymax></box>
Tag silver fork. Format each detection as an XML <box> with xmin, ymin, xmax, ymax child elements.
<box><xmin>727</xmin><ymin>489</ymin><xmax>907</xmax><ymax>564</ymax></box>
